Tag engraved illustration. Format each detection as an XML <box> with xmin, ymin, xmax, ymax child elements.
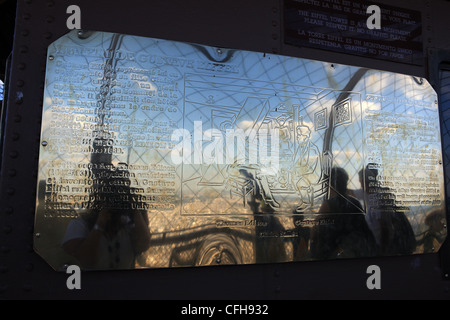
<box><xmin>181</xmin><ymin>75</ymin><xmax>360</xmax><ymax>215</ymax></box>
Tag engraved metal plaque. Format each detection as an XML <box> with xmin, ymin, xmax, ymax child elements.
<box><xmin>34</xmin><ymin>30</ymin><xmax>447</xmax><ymax>271</ymax></box>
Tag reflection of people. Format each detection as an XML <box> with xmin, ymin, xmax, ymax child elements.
<box><xmin>62</xmin><ymin>208</ymin><xmax>151</xmax><ymax>270</ymax></box>
<box><xmin>239</xmin><ymin>169</ymin><xmax>288</xmax><ymax>264</ymax></box>
<box><xmin>320</xmin><ymin>167</ymin><xmax>363</xmax><ymax>214</ymax></box>
<box><xmin>417</xmin><ymin>209</ymin><xmax>446</xmax><ymax>253</ymax></box>
<box><xmin>360</xmin><ymin>165</ymin><xmax>416</xmax><ymax>255</ymax></box>
<box><xmin>310</xmin><ymin>167</ymin><xmax>377</xmax><ymax>260</ymax></box>
<box><xmin>62</xmin><ymin>166</ymin><xmax>151</xmax><ymax>270</ymax></box>
<box><xmin>359</xmin><ymin>166</ymin><xmax>392</xmax><ymax>253</ymax></box>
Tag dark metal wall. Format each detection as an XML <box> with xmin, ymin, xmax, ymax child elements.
<box><xmin>1</xmin><ymin>0</ymin><xmax>450</xmax><ymax>300</ymax></box>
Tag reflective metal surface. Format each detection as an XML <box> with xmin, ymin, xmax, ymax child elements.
<box><xmin>34</xmin><ymin>30</ymin><xmax>447</xmax><ymax>271</ymax></box>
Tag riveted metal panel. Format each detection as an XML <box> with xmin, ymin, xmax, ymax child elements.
<box><xmin>1</xmin><ymin>0</ymin><xmax>450</xmax><ymax>300</ymax></box>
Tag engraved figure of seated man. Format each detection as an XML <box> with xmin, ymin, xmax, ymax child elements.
<box><xmin>290</xmin><ymin>123</ymin><xmax>323</xmax><ymax>212</ymax></box>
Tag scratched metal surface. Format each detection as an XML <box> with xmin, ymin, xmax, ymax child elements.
<box><xmin>33</xmin><ymin>30</ymin><xmax>446</xmax><ymax>271</ymax></box>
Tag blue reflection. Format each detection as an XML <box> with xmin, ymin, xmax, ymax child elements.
<box><xmin>0</xmin><ymin>80</ymin><xmax>4</xmax><ymax>101</ymax></box>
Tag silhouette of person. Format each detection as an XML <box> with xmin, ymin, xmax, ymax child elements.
<box><xmin>417</xmin><ymin>209</ymin><xmax>446</xmax><ymax>253</ymax></box>
<box><xmin>239</xmin><ymin>168</ymin><xmax>288</xmax><ymax>264</ymax></box>
<box><xmin>359</xmin><ymin>164</ymin><xmax>416</xmax><ymax>255</ymax></box>
<box><xmin>310</xmin><ymin>167</ymin><xmax>377</xmax><ymax>260</ymax></box>
<box><xmin>320</xmin><ymin>167</ymin><xmax>363</xmax><ymax>214</ymax></box>
<box><xmin>62</xmin><ymin>166</ymin><xmax>151</xmax><ymax>270</ymax></box>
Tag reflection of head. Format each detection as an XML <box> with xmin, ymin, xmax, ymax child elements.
<box><xmin>425</xmin><ymin>209</ymin><xmax>445</xmax><ymax>229</ymax></box>
<box><xmin>359</xmin><ymin>164</ymin><xmax>378</xmax><ymax>190</ymax></box>
<box><xmin>331</xmin><ymin>167</ymin><xmax>349</xmax><ymax>195</ymax></box>
<box><xmin>296</xmin><ymin>124</ymin><xmax>311</xmax><ymax>142</ymax></box>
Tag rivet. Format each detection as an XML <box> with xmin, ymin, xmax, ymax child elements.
<box><xmin>35</xmin><ymin>233</ymin><xmax>41</xmax><ymax>238</ymax></box>
<box><xmin>22</xmin><ymin>13</ymin><xmax>31</xmax><ymax>20</ymax></box>
<box><xmin>21</xmin><ymin>29</ymin><xmax>29</xmax><ymax>37</ymax></box>
<box><xmin>22</xmin><ymin>284</ymin><xmax>32</xmax><ymax>292</ymax></box>
<box><xmin>4</xmin><ymin>208</ymin><xmax>13</xmax><ymax>215</ymax></box>
<box><xmin>46</xmin><ymin>16</ymin><xmax>54</xmax><ymax>23</ymax></box>
<box><xmin>41</xmin><ymin>141</ymin><xmax>48</xmax><ymax>147</ymax></box>
<box><xmin>25</xmin><ymin>263</ymin><xmax>34</xmax><ymax>272</ymax></box>
<box><xmin>272</xmin><ymin>7</ymin><xmax>278</xmax><ymax>13</ymax></box>
<box><xmin>6</xmin><ymin>188</ymin><xmax>15</xmax><ymax>196</ymax></box>
<box><xmin>0</xmin><ymin>265</ymin><xmax>9</xmax><ymax>274</ymax></box>
<box><xmin>216</xmin><ymin>48</ymin><xmax>222</xmax><ymax>55</ymax></box>
<box><xmin>3</xmin><ymin>226</ymin><xmax>12</xmax><ymax>234</ymax></box>
<box><xmin>78</xmin><ymin>30</ymin><xmax>84</xmax><ymax>37</ymax></box>
<box><xmin>0</xmin><ymin>246</ymin><xmax>10</xmax><ymax>254</ymax></box>
<box><xmin>8</xmin><ymin>169</ymin><xmax>16</xmax><ymax>177</ymax></box>
<box><xmin>18</xmin><ymin>63</ymin><xmax>26</xmax><ymax>70</ymax></box>
<box><xmin>272</xmin><ymin>34</ymin><xmax>278</xmax><ymax>40</ymax></box>
<box><xmin>15</xmin><ymin>93</ymin><xmax>23</xmax><ymax>104</ymax></box>
<box><xmin>14</xmin><ymin>115</ymin><xmax>21</xmax><ymax>123</ymax></box>
<box><xmin>0</xmin><ymin>285</ymin><xmax>8</xmax><ymax>293</ymax></box>
<box><xmin>47</xmin><ymin>0</ymin><xmax>55</xmax><ymax>7</ymax></box>
<box><xmin>44</xmin><ymin>32</ymin><xmax>52</xmax><ymax>39</ymax></box>
<box><xmin>17</xmin><ymin>80</ymin><xmax>24</xmax><ymax>87</ymax></box>
<box><xmin>20</xmin><ymin>46</ymin><xmax>28</xmax><ymax>54</ymax></box>
<box><xmin>12</xmin><ymin>133</ymin><xmax>20</xmax><ymax>141</ymax></box>
<box><xmin>48</xmin><ymin>55</ymin><xmax>54</xmax><ymax>61</ymax></box>
<box><xmin>216</xmin><ymin>258</ymin><xmax>222</xmax><ymax>264</ymax></box>
<box><xmin>9</xmin><ymin>151</ymin><xmax>18</xmax><ymax>158</ymax></box>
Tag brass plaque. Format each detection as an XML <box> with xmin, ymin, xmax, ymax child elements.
<box><xmin>35</xmin><ymin>30</ymin><xmax>447</xmax><ymax>271</ymax></box>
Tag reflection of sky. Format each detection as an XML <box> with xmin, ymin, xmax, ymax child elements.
<box><xmin>0</xmin><ymin>79</ymin><xmax>4</xmax><ymax>101</ymax></box>
<box><xmin>41</xmin><ymin>31</ymin><xmax>443</xmax><ymax>213</ymax></box>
